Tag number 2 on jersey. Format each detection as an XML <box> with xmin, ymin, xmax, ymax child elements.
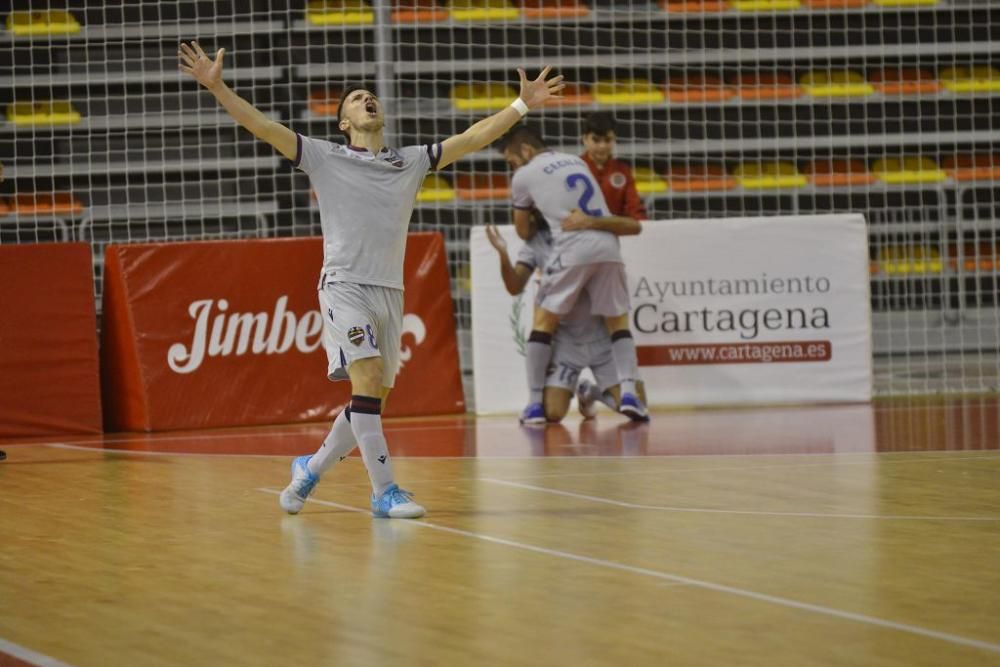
<box><xmin>565</xmin><ymin>173</ymin><xmax>605</xmax><ymax>217</ymax></box>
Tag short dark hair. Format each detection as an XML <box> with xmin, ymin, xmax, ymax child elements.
<box><xmin>582</xmin><ymin>111</ymin><xmax>618</xmax><ymax>137</ymax></box>
<box><xmin>499</xmin><ymin>124</ymin><xmax>548</xmax><ymax>153</ymax></box>
<box><xmin>337</xmin><ymin>83</ymin><xmax>374</xmax><ymax>141</ymax></box>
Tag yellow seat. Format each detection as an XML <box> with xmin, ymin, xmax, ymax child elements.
<box><xmin>632</xmin><ymin>167</ymin><xmax>668</xmax><ymax>195</ymax></box>
<box><xmin>872</xmin><ymin>157</ymin><xmax>947</xmax><ymax>185</ymax></box>
<box><xmin>908</xmin><ymin>247</ymin><xmax>943</xmax><ymax>274</ymax></box>
<box><xmin>451</xmin><ymin>83</ymin><xmax>517</xmax><ymax>111</ymax></box>
<box><xmin>939</xmin><ymin>66</ymin><xmax>1000</xmax><ymax>94</ymax></box>
<box><xmin>871</xmin><ymin>0</ymin><xmax>938</xmax><ymax>5</ymax></box>
<box><xmin>800</xmin><ymin>70</ymin><xmax>874</xmax><ymax>97</ymax></box>
<box><xmin>730</xmin><ymin>0</ymin><xmax>800</xmax><ymax>10</ymax></box>
<box><xmin>306</xmin><ymin>0</ymin><xmax>375</xmax><ymax>25</ymax></box>
<box><xmin>417</xmin><ymin>175</ymin><xmax>456</xmax><ymax>202</ymax></box>
<box><xmin>7</xmin><ymin>101</ymin><xmax>81</xmax><ymax>125</ymax></box>
<box><xmin>448</xmin><ymin>0</ymin><xmax>520</xmax><ymax>20</ymax></box>
<box><xmin>6</xmin><ymin>10</ymin><xmax>81</xmax><ymax>35</ymax></box>
<box><xmin>593</xmin><ymin>79</ymin><xmax>665</xmax><ymax>104</ymax></box>
<box><xmin>733</xmin><ymin>162</ymin><xmax>807</xmax><ymax>189</ymax></box>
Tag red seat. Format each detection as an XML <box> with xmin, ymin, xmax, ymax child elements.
<box><xmin>664</xmin><ymin>164</ymin><xmax>735</xmax><ymax>192</ymax></box>
<box><xmin>803</xmin><ymin>159</ymin><xmax>876</xmax><ymax>187</ymax></box>
<box><xmin>942</xmin><ymin>155</ymin><xmax>1000</xmax><ymax>182</ymax></box>
<box><xmin>12</xmin><ymin>193</ymin><xmax>84</xmax><ymax>214</ymax></box>
<box><xmin>456</xmin><ymin>173</ymin><xmax>510</xmax><ymax>200</ymax></box>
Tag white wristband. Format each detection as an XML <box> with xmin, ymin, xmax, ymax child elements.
<box><xmin>510</xmin><ymin>97</ymin><xmax>529</xmax><ymax>117</ymax></box>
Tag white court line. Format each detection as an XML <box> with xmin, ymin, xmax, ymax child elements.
<box><xmin>254</xmin><ymin>488</ymin><xmax>1000</xmax><ymax>655</ymax></box>
<box><xmin>0</xmin><ymin>637</ymin><xmax>77</xmax><ymax>667</ymax></box>
<box><xmin>482</xmin><ymin>478</ymin><xmax>1000</xmax><ymax>522</ymax></box>
<box><xmin>40</xmin><ymin>442</ymin><xmax>1000</xmax><ymax>464</ymax></box>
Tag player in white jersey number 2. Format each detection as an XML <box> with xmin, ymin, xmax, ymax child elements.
<box><xmin>501</xmin><ymin>126</ymin><xmax>649</xmax><ymax>424</ymax></box>
<box><xmin>179</xmin><ymin>41</ymin><xmax>564</xmax><ymax>518</ymax></box>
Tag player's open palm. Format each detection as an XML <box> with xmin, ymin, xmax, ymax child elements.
<box><xmin>485</xmin><ymin>224</ymin><xmax>507</xmax><ymax>253</ymax></box>
<box><xmin>517</xmin><ymin>66</ymin><xmax>565</xmax><ymax>109</ymax></box>
<box><xmin>179</xmin><ymin>41</ymin><xmax>225</xmax><ymax>90</ymax></box>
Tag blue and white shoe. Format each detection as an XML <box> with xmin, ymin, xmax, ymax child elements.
<box><xmin>519</xmin><ymin>401</ymin><xmax>546</xmax><ymax>425</ymax></box>
<box><xmin>371</xmin><ymin>484</ymin><xmax>425</xmax><ymax>519</ymax></box>
<box><xmin>576</xmin><ymin>380</ymin><xmax>598</xmax><ymax>420</ymax></box>
<box><xmin>619</xmin><ymin>393</ymin><xmax>650</xmax><ymax>422</ymax></box>
<box><xmin>279</xmin><ymin>455</ymin><xmax>319</xmax><ymax>515</ymax></box>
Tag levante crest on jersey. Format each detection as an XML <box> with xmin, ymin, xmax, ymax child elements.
<box><xmin>347</xmin><ymin>326</ymin><xmax>365</xmax><ymax>345</ymax></box>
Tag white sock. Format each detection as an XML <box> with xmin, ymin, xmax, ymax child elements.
<box><xmin>307</xmin><ymin>408</ymin><xmax>356</xmax><ymax>477</ymax></box>
<box><xmin>349</xmin><ymin>395</ymin><xmax>395</xmax><ymax>497</ymax></box>
<box><xmin>610</xmin><ymin>330</ymin><xmax>639</xmax><ymax>395</ymax></box>
<box><xmin>526</xmin><ymin>331</ymin><xmax>553</xmax><ymax>404</ymax></box>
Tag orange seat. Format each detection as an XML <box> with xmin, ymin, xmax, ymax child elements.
<box><xmin>309</xmin><ymin>89</ymin><xmax>342</xmax><ymax>116</ymax></box>
<box><xmin>392</xmin><ymin>0</ymin><xmax>449</xmax><ymax>22</ymax></box>
<box><xmin>731</xmin><ymin>73</ymin><xmax>801</xmax><ymax>100</ymax></box>
<box><xmin>660</xmin><ymin>0</ymin><xmax>727</xmax><ymax>10</ymax></box>
<box><xmin>942</xmin><ymin>155</ymin><xmax>1000</xmax><ymax>182</ymax></box>
<box><xmin>456</xmin><ymin>173</ymin><xmax>510</xmax><ymax>200</ymax></box>
<box><xmin>0</xmin><ymin>198</ymin><xmax>9</xmax><ymax>216</ymax></box>
<box><xmin>12</xmin><ymin>193</ymin><xmax>84</xmax><ymax>214</ymax></box>
<box><xmin>664</xmin><ymin>164</ymin><xmax>735</xmax><ymax>192</ymax></box>
<box><xmin>948</xmin><ymin>244</ymin><xmax>999</xmax><ymax>272</ymax></box>
<box><xmin>667</xmin><ymin>75</ymin><xmax>734</xmax><ymax>103</ymax></box>
<box><xmin>543</xmin><ymin>84</ymin><xmax>593</xmax><ymax>107</ymax></box>
<box><xmin>870</xmin><ymin>68</ymin><xmax>941</xmax><ymax>95</ymax></box>
<box><xmin>516</xmin><ymin>0</ymin><xmax>590</xmax><ymax>18</ymax></box>
<box><xmin>803</xmin><ymin>159</ymin><xmax>876</xmax><ymax>187</ymax></box>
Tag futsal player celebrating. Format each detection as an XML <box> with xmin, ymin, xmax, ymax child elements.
<box><xmin>501</xmin><ymin>126</ymin><xmax>648</xmax><ymax>423</ymax></box>
<box><xmin>484</xmin><ymin>222</ymin><xmax>646</xmax><ymax>423</ymax></box>
<box><xmin>179</xmin><ymin>41</ymin><xmax>563</xmax><ymax>518</ymax></box>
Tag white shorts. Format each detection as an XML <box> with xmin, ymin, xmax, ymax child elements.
<box><xmin>318</xmin><ymin>282</ymin><xmax>403</xmax><ymax>388</ymax></box>
<box><xmin>545</xmin><ymin>336</ymin><xmax>620</xmax><ymax>393</ymax></box>
<box><xmin>538</xmin><ymin>261</ymin><xmax>630</xmax><ymax>317</ymax></box>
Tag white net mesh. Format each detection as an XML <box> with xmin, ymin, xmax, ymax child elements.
<box><xmin>1</xmin><ymin>1</ymin><xmax>998</xmax><ymax>397</ymax></box>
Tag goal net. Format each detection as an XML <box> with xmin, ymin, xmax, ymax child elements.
<box><xmin>2</xmin><ymin>0</ymin><xmax>998</xmax><ymax>396</ymax></box>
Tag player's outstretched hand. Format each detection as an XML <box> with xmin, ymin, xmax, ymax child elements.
<box><xmin>485</xmin><ymin>224</ymin><xmax>508</xmax><ymax>253</ymax></box>
<box><xmin>517</xmin><ymin>66</ymin><xmax>565</xmax><ymax>110</ymax></box>
<box><xmin>179</xmin><ymin>41</ymin><xmax>225</xmax><ymax>91</ymax></box>
<box><xmin>562</xmin><ymin>208</ymin><xmax>594</xmax><ymax>231</ymax></box>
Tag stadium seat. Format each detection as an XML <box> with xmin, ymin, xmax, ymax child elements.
<box><xmin>593</xmin><ymin>79</ymin><xmax>665</xmax><ymax>104</ymax></box>
<box><xmin>6</xmin><ymin>10</ymin><xmax>81</xmax><ymax>35</ymax></box>
<box><xmin>872</xmin><ymin>157</ymin><xmax>947</xmax><ymax>185</ymax></box>
<box><xmin>664</xmin><ymin>164</ymin><xmax>735</xmax><ymax>192</ymax></box>
<box><xmin>733</xmin><ymin>162</ymin><xmax>807</xmax><ymax>189</ymax></box>
<box><xmin>802</xmin><ymin>0</ymin><xmax>866</xmax><ymax>7</ymax></box>
<box><xmin>800</xmin><ymin>70</ymin><xmax>874</xmax><ymax>97</ymax></box>
<box><xmin>11</xmin><ymin>193</ymin><xmax>85</xmax><ymax>215</ymax></box>
<box><xmin>448</xmin><ymin>0</ymin><xmax>520</xmax><ymax>21</ymax></box>
<box><xmin>632</xmin><ymin>167</ymin><xmax>669</xmax><ymax>195</ymax></box>
<box><xmin>731</xmin><ymin>73</ymin><xmax>801</xmax><ymax>101</ymax></box>
<box><xmin>871</xmin><ymin>0</ymin><xmax>939</xmax><ymax>6</ymax></box>
<box><xmin>456</xmin><ymin>173</ymin><xmax>510</xmax><ymax>200</ymax></box>
<box><xmin>730</xmin><ymin>0</ymin><xmax>801</xmax><ymax>10</ymax></box>
<box><xmin>942</xmin><ymin>155</ymin><xmax>1000</xmax><ymax>182</ymax></box>
<box><xmin>0</xmin><ymin>198</ymin><xmax>9</xmax><ymax>216</ymax></box>
<box><xmin>939</xmin><ymin>66</ymin><xmax>1000</xmax><ymax>94</ymax></box>
<box><xmin>879</xmin><ymin>246</ymin><xmax>942</xmax><ymax>275</ymax></box>
<box><xmin>305</xmin><ymin>0</ymin><xmax>375</xmax><ymax>25</ymax></box>
<box><xmin>308</xmin><ymin>90</ymin><xmax>342</xmax><ymax>116</ymax></box>
<box><xmin>451</xmin><ymin>83</ymin><xmax>518</xmax><ymax>110</ymax></box>
<box><xmin>666</xmin><ymin>74</ymin><xmax>735</xmax><ymax>104</ymax></box>
<box><xmin>516</xmin><ymin>0</ymin><xmax>590</xmax><ymax>19</ymax></box>
<box><xmin>392</xmin><ymin>0</ymin><xmax>450</xmax><ymax>22</ymax></box>
<box><xmin>659</xmin><ymin>0</ymin><xmax>727</xmax><ymax>12</ymax></box>
<box><xmin>803</xmin><ymin>159</ymin><xmax>876</xmax><ymax>187</ymax></box>
<box><xmin>870</xmin><ymin>68</ymin><xmax>941</xmax><ymax>95</ymax></box>
<box><xmin>6</xmin><ymin>101</ymin><xmax>81</xmax><ymax>125</ymax></box>
<box><xmin>417</xmin><ymin>175</ymin><xmax>456</xmax><ymax>202</ymax></box>
<box><xmin>543</xmin><ymin>84</ymin><xmax>593</xmax><ymax>107</ymax></box>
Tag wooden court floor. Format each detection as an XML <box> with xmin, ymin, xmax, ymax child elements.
<box><xmin>1</xmin><ymin>397</ymin><xmax>999</xmax><ymax>666</ymax></box>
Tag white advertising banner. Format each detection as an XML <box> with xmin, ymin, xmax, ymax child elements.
<box><xmin>470</xmin><ymin>215</ymin><xmax>872</xmax><ymax>414</ymax></box>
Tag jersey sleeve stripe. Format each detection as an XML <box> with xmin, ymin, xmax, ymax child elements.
<box><xmin>293</xmin><ymin>133</ymin><xmax>304</xmax><ymax>168</ymax></box>
<box><xmin>426</xmin><ymin>142</ymin><xmax>442</xmax><ymax>171</ymax></box>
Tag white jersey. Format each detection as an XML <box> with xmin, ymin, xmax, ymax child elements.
<box><xmin>515</xmin><ymin>233</ymin><xmax>608</xmax><ymax>346</ymax></box>
<box><xmin>510</xmin><ymin>150</ymin><xmax>623</xmax><ymax>267</ymax></box>
<box><xmin>296</xmin><ymin>134</ymin><xmax>442</xmax><ymax>290</ymax></box>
